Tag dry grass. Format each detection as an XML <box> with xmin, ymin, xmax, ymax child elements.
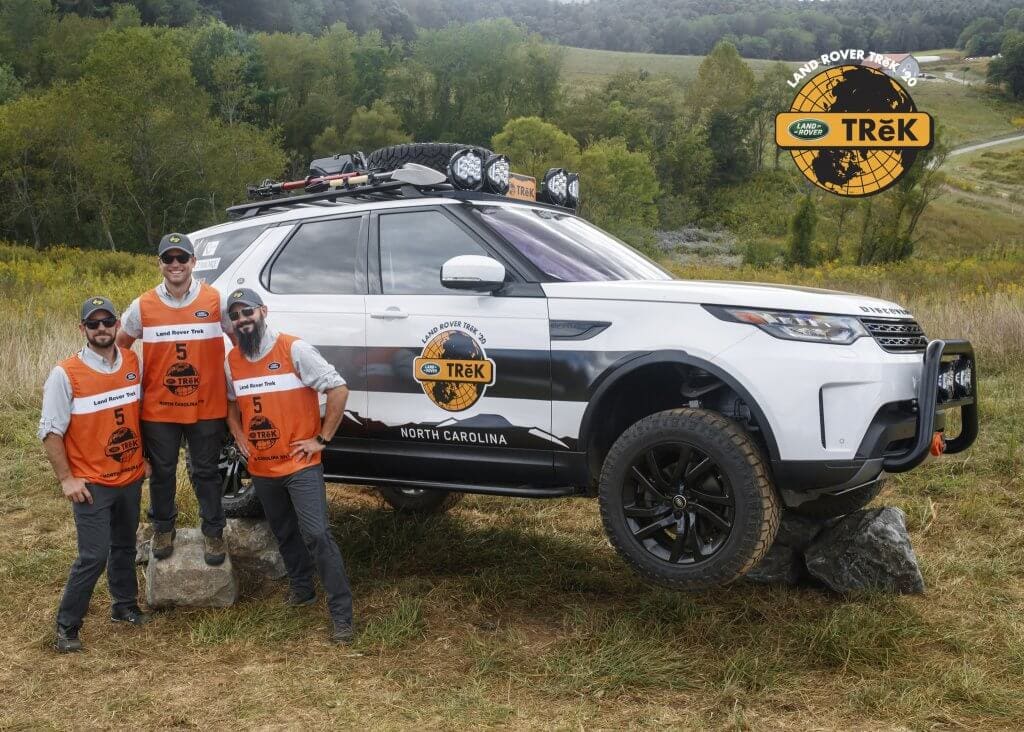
<box><xmin>3</xmin><ymin>242</ymin><xmax>1024</xmax><ymax>729</ymax></box>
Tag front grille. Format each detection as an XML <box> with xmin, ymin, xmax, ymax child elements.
<box><xmin>861</xmin><ymin>317</ymin><xmax>928</xmax><ymax>353</ymax></box>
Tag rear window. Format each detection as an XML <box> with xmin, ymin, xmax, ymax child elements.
<box><xmin>191</xmin><ymin>225</ymin><xmax>267</xmax><ymax>284</ymax></box>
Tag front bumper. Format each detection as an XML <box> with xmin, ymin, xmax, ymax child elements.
<box><xmin>772</xmin><ymin>339</ymin><xmax>978</xmax><ymax>506</ymax></box>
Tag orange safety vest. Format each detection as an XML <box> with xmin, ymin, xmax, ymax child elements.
<box><xmin>228</xmin><ymin>333</ymin><xmax>322</xmax><ymax>478</ymax></box>
<box><xmin>139</xmin><ymin>283</ymin><xmax>227</xmax><ymax>423</ymax></box>
<box><xmin>61</xmin><ymin>348</ymin><xmax>145</xmax><ymax>487</ymax></box>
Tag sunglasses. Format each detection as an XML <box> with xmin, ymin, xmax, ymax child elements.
<box><xmin>228</xmin><ymin>307</ymin><xmax>258</xmax><ymax>321</ymax></box>
<box><xmin>83</xmin><ymin>316</ymin><xmax>117</xmax><ymax>329</ymax></box>
<box><xmin>160</xmin><ymin>252</ymin><xmax>192</xmax><ymax>264</ymax></box>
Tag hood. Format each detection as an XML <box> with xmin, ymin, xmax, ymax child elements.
<box><xmin>540</xmin><ymin>279</ymin><xmax>913</xmax><ymax>318</ymax></box>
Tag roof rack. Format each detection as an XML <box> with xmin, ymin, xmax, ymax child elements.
<box><xmin>225</xmin><ymin>181</ymin><xmax>451</xmax><ymax>220</ymax></box>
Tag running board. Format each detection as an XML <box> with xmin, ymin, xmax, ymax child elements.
<box><xmin>322</xmin><ymin>474</ymin><xmax>578</xmax><ymax>499</ymax></box>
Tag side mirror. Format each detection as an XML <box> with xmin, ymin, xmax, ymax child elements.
<box><xmin>440</xmin><ymin>255</ymin><xmax>506</xmax><ymax>293</ymax></box>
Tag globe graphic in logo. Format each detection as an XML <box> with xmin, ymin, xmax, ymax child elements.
<box><xmin>247</xmin><ymin>415</ymin><xmax>279</xmax><ymax>450</ymax></box>
<box><xmin>164</xmin><ymin>361</ymin><xmax>200</xmax><ymax>396</ymax></box>
<box><xmin>415</xmin><ymin>330</ymin><xmax>495</xmax><ymax>412</ymax></box>
<box><xmin>789</xmin><ymin>65</ymin><xmax>918</xmax><ymax>196</ymax></box>
<box><xmin>104</xmin><ymin>427</ymin><xmax>140</xmax><ymax>464</ymax></box>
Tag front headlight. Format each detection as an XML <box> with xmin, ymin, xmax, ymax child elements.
<box><xmin>713</xmin><ymin>307</ymin><xmax>869</xmax><ymax>345</ymax></box>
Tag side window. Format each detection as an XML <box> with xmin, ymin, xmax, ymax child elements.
<box><xmin>379</xmin><ymin>210</ymin><xmax>490</xmax><ymax>295</ymax></box>
<box><xmin>267</xmin><ymin>217</ymin><xmax>361</xmax><ymax>294</ymax></box>
<box><xmin>192</xmin><ymin>225</ymin><xmax>267</xmax><ymax>283</ymax></box>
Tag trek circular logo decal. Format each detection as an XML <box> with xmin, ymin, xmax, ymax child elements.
<box><xmin>164</xmin><ymin>362</ymin><xmax>200</xmax><ymax>396</ymax></box>
<box><xmin>413</xmin><ymin>325</ymin><xmax>495</xmax><ymax>412</ymax></box>
<box><xmin>775</xmin><ymin>64</ymin><xmax>933</xmax><ymax>197</ymax></box>
<box><xmin>104</xmin><ymin>427</ymin><xmax>140</xmax><ymax>463</ymax></box>
<box><xmin>247</xmin><ymin>415</ymin><xmax>280</xmax><ymax>450</ymax></box>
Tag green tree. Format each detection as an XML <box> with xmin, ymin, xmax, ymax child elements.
<box><xmin>575</xmin><ymin>138</ymin><xmax>659</xmax><ymax>245</ymax></box>
<box><xmin>988</xmin><ymin>31</ymin><xmax>1024</xmax><ymax>100</ymax></box>
<box><xmin>787</xmin><ymin>192</ymin><xmax>818</xmax><ymax>267</ymax></box>
<box><xmin>317</xmin><ymin>100</ymin><xmax>410</xmax><ymax>154</ymax></box>
<box><xmin>0</xmin><ymin>62</ymin><xmax>21</xmax><ymax>103</ymax></box>
<box><xmin>491</xmin><ymin>116</ymin><xmax>580</xmax><ymax>181</ymax></box>
<box><xmin>686</xmin><ymin>40</ymin><xmax>755</xmax><ymax>119</ymax></box>
<box><xmin>749</xmin><ymin>62</ymin><xmax>793</xmax><ymax>172</ymax></box>
<box><xmin>0</xmin><ymin>0</ymin><xmax>54</xmax><ymax>80</ymax></box>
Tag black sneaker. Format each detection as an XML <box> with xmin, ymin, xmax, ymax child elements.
<box><xmin>55</xmin><ymin>624</ymin><xmax>82</xmax><ymax>653</ymax></box>
<box><xmin>152</xmin><ymin>529</ymin><xmax>176</xmax><ymax>560</ymax></box>
<box><xmin>204</xmin><ymin>535</ymin><xmax>227</xmax><ymax>566</ymax></box>
<box><xmin>111</xmin><ymin>606</ymin><xmax>150</xmax><ymax>626</ymax></box>
<box><xmin>330</xmin><ymin>620</ymin><xmax>355</xmax><ymax>645</ymax></box>
<box><xmin>286</xmin><ymin>589</ymin><xmax>316</xmax><ymax>607</ymax></box>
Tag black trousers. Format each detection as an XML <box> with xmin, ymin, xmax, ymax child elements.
<box><xmin>253</xmin><ymin>464</ymin><xmax>353</xmax><ymax>625</ymax></box>
<box><xmin>142</xmin><ymin>419</ymin><xmax>226</xmax><ymax>538</ymax></box>
<box><xmin>56</xmin><ymin>479</ymin><xmax>142</xmax><ymax>630</ymax></box>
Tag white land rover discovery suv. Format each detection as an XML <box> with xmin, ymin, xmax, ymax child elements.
<box><xmin>188</xmin><ymin>143</ymin><xmax>977</xmax><ymax>590</ymax></box>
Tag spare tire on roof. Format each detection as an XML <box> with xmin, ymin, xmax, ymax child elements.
<box><xmin>366</xmin><ymin>142</ymin><xmax>494</xmax><ymax>175</ymax></box>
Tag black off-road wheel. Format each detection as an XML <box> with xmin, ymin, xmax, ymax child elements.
<box><xmin>188</xmin><ymin>438</ymin><xmax>263</xmax><ymax>518</ymax></box>
<box><xmin>378</xmin><ymin>486</ymin><xmax>462</xmax><ymax>515</ymax></box>
<box><xmin>788</xmin><ymin>479</ymin><xmax>884</xmax><ymax>519</ymax></box>
<box><xmin>366</xmin><ymin>142</ymin><xmax>494</xmax><ymax>174</ymax></box>
<box><xmin>599</xmin><ymin>409</ymin><xmax>779</xmax><ymax>590</ymax></box>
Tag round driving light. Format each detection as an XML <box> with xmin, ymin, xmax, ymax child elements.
<box><xmin>566</xmin><ymin>172</ymin><xmax>580</xmax><ymax>208</ymax></box>
<box><xmin>483</xmin><ymin>154</ymin><xmax>510</xmax><ymax>195</ymax></box>
<box><xmin>447</xmin><ymin>148</ymin><xmax>485</xmax><ymax>190</ymax></box>
<box><xmin>541</xmin><ymin>167</ymin><xmax>568</xmax><ymax>206</ymax></box>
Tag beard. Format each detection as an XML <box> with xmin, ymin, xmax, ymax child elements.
<box><xmin>86</xmin><ymin>330</ymin><xmax>115</xmax><ymax>349</ymax></box>
<box><xmin>237</xmin><ymin>318</ymin><xmax>266</xmax><ymax>359</ymax></box>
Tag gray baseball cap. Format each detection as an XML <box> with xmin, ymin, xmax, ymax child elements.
<box><xmin>81</xmin><ymin>296</ymin><xmax>118</xmax><ymax>321</ymax></box>
<box><xmin>225</xmin><ymin>287</ymin><xmax>265</xmax><ymax>311</ymax></box>
<box><xmin>158</xmin><ymin>232</ymin><xmax>195</xmax><ymax>257</ymax></box>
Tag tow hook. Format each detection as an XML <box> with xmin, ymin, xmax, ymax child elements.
<box><xmin>930</xmin><ymin>431</ymin><xmax>946</xmax><ymax>457</ymax></box>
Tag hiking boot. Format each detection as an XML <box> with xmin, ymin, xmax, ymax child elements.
<box><xmin>204</xmin><ymin>534</ymin><xmax>227</xmax><ymax>566</ymax></box>
<box><xmin>330</xmin><ymin>620</ymin><xmax>355</xmax><ymax>645</ymax></box>
<box><xmin>111</xmin><ymin>606</ymin><xmax>150</xmax><ymax>626</ymax></box>
<box><xmin>286</xmin><ymin>589</ymin><xmax>316</xmax><ymax>607</ymax></box>
<box><xmin>152</xmin><ymin>529</ymin><xmax>175</xmax><ymax>560</ymax></box>
<box><xmin>55</xmin><ymin>624</ymin><xmax>82</xmax><ymax>653</ymax></box>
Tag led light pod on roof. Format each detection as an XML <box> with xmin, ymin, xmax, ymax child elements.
<box><xmin>448</xmin><ymin>148</ymin><xmax>486</xmax><ymax>190</ymax></box>
<box><xmin>483</xmin><ymin>154</ymin><xmax>511</xmax><ymax>195</ymax></box>
<box><xmin>566</xmin><ymin>172</ymin><xmax>580</xmax><ymax>209</ymax></box>
<box><xmin>541</xmin><ymin>167</ymin><xmax>568</xmax><ymax>206</ymax></box>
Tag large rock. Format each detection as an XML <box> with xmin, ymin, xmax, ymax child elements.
<box><xmin>774</xmin><ymin>511</ymin><xmax>827</xmax><ymax>551</ymax></box>
<box><xmin>145</xmin><ymin>528</ymin><xmax>239</xmax><ymax>608</ymax></box>
<box><xmin>804</xmin><ymin>507</ymin><xmax>924</xmax><ymax>594</ymax></box>
<box><xmin>746</xmin><ymin>543</ymin><xmax>802</xmax><ymax>585</ymax></box>
<box><xmin>224</xmin><ymin>518</ymin><xmax>286</xmax><ymax>580</ymax></box>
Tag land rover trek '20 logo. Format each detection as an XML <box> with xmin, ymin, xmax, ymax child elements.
<box><xmin>164</xmin><ymin>362</ymin><xmax>200</xmax><ymax>396</ymax></box>
<box><xmin>104</xmin><ymin>427</ymin><xmax>140</xmax><ymax>463</ymax></box>
<box><xmin>414</xmin><ymin>327</ymin><xmax>495</xmax><ymax>412</ymax></box>
<box><xmin>247</xmin><ymin>415</ymin><xmax>280</xmax><ymax>450</ymax></box>
<box><xmin>776</xmin><ymin>64</ymin><xmax>933</xmax><ymax>197</ymax></box>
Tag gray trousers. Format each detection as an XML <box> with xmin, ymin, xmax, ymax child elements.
<box><xmin>253</xmin><ymin>464</ymin><xmax>353</xmax><ymax>625</ymax></box>
<box><xmin>143</xmin><ymin>419</ymin><xmax>226</xmax><ymax>538</ymax></box>
<box><xmin>56</xmin><ymin>479</ymin><xmax>143</xmax><ymax>630</ymax></box>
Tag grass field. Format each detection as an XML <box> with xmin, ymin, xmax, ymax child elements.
<box><xmin>562</xmin><ymin>46</ymin><xmax>1024</xmax><ymax>146</ymax></box>
<box><xmin>2</xmin><ymin>242</ymin><xmax>1024</xmax><ymax>728</ymax></box>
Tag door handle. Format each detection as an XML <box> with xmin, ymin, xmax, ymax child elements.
<box><xmin>369</xmin><ymin>306</ymin><xmax>409</xmax><ymax>320</ymax></box>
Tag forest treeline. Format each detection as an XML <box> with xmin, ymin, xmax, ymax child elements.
<box><xmin>38</xmin><ymin>0</ymin><xmax>1024</xmax><ymax>59</ymax></box>
<box><xmin>0</xmin><ymin>1</ymin><xmax>970</xmax><ymax>265</ymax></box>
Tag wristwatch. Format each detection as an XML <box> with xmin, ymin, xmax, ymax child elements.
<box><xmin>315</xmin><ymin>435</ymin><xmax>328</xmax><ymax>445</ymax></box>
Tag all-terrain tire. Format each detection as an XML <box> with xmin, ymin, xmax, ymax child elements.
<box><xmin>788</xmin><ymin>479</ymin><xmax>884</xmax><ymax>519</ymax></box>
<box><xmin>187</xmin><ymin>437</ymin><xmax>264</xmax><ymax>518</ymax></box>
<box><xmin>599</xmin><ymin>408</ymin><xmax>779</xmax><ymax>590</ymax></box>
<box><xmin>378</xmin><ymin>486</ymin><xmax>463</xmax><ymax>515</ymax></box>
<box><xmin>366</xmin><ymin>142</ymin><xmax>494</xmax><ymax>174</ymax></box>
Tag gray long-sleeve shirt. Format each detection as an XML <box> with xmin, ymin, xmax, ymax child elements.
<box><xmin>224</xmin><ymin>325</ymin><xmax>345</xmax><ymax>400</ymax></box>
<box><xmin>121</xmin><ymin>278</ymin><xmax>233</xmax><ymax>339</ymax></box>
<box><xmin>38</xmin><ymin>346</ymin><xmax>128</xmax><ymax>440</ymax></box>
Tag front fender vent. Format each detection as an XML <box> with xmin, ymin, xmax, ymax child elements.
<box><xmin>860</xmin><ymin>318</ymin><xmax>928</xmax><ymax>353</ymax></box>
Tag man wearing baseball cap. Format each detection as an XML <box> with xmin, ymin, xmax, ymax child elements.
<box><xmin>117</xmin><ymin>233</ymin><xmax>233</xmax><ymax>565</ymax></box>
<box><xmin>40</xmin><ymin>297</ymin><xmax>150</xmax><ymax>652</ymax></box>
<box><xmin>223</xmin><ymin>288</ymin><xmax>355</xmax><ymax>644</ymax></box>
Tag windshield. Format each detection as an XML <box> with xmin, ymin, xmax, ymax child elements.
<box><xmin>474</xmin><ymin>205</ymin><xmax>672</xmax><ymax>282</ymax></box>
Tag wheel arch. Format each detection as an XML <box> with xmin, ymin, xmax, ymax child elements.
<box><xmin>578</xmin><ymin>350</ymin><xmax>780</xmax><ymax>481</ymax></box>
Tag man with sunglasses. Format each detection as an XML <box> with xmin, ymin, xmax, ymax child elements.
<box><xmin>117</xmin><ymin>233</ymin><xmax>232</xmax><ymax>565</ymax></box>
<box><xmin>40</xmin><ymin>297</ymin><xmax>151</xmax><ymax>652</ymax></box>
<box><xmin>223</xmin><ymin>288</ymin><xmax>355</xmax><ymax>644</ymax></box>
